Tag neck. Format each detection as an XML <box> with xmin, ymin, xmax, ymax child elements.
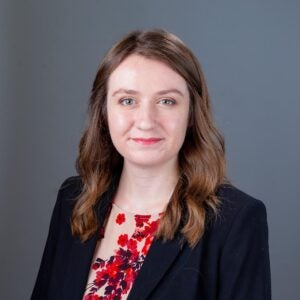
<box><xmin>113</xmin><ymin>159</ymin><xmax>179</xmax><ymax>214</ymax></box>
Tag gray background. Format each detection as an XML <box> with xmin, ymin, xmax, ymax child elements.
<box><xmin>1</xmin><ymin>0</ymin><xmax>299</xmax><ymax>299</ymax></box>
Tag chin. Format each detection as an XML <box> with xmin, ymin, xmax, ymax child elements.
<box><xmin>123</xmin><ymin>154</ymin><xmax>176</xmax><ymax>169</ymax></box>
<box><xmin>126</xmin><ymin>159</ymin><xmax>163</xmax><ymax>167</ymax></box>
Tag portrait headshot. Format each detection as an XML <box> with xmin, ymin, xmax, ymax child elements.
<box><xmin>1</xmin><ymin>1</ymin><xmax>299</xmax><ymax>300</ymax></box>
<box><xmin>31</xmin><ymin>28</ymin><xmax>271</xmax><ymax>299</ymax></box>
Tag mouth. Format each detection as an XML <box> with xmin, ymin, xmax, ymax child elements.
<box><xmin>132</xmin><ymin>138</ymin><xmax>163</xmax><ymax>146</ymax></box>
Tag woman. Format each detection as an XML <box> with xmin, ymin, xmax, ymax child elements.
<box><xmin>31</xmin><ymin>29</ymin><xmax>271</xmax><ymax>300</ymax></box>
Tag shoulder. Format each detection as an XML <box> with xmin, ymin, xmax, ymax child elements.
<box><xmin>205</xmin><ymin>183</ymin><xmax>268</xmax><ymax>243</ymax></box>
<box><xmin>51</xmin><ymin>175</ymin><xmax>83</xmax><ymax>221</ymax></box>
<box><xmin>215</xmin><ymin>183</ymin><xmax>267</xmax><ymax>217</ymax></box>
<box><xmin>59</xmin><ymin>175</ymin><xmax>83</xmax><ymax>195</ymax></box>
<box><xmin>56</xmin><ymin>175</ymin><xmax>83</xmax><ymax>205</ymax></box>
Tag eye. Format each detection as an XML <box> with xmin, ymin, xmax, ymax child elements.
<box><xmin>119</xmin><ymin>98</ymin><xmax>135</xmax><ymax>105</ymax></box>
<box><xmin>159</xmin><ymin>98</ymin><xmax>176</xmax><ymax>105</ymax></box>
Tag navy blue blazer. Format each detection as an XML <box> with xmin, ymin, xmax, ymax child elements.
<box><xmin>31</xmin><ymin>176</ymin><xmax>271</xmax><ymax>300</ymax></box>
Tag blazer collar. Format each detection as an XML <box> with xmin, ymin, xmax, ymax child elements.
<box><xmin>65</xmin><ymin>177</ymin><xmax>186</xmax><ymax>300</ymax></box>
<box><xmin>127</xmin><ymin>233</ymin><xmax>185</xmax><ymax>300</ymax></box>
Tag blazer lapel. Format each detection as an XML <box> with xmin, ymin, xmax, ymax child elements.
<box><xmin>62</xmin><ymin>232</ymin><xmax>98</xmax><ymax>299</ymax></box>
<box><xmin>128</xmin><ymin>232</ymin><xmax>186</xmax><ymax>300</ymax></box>
<box><xmin>62</xmin><ymin>186</ymin><xmax>114</xmax><ymax>300</ymax></box>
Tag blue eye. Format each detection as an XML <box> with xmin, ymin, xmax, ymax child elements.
<box><xmin>160</xmin><ymin>99</ymin><xmax>176</xmax><ymax>105</ymax></box>
<box><xmin>120</xmin><ymin>98</ymin><xmax>135</xmax><ymax>105</ymax></box>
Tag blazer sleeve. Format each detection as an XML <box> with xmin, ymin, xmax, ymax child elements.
<box><xmin>31</xmin><ymin>178</ymin><xmax>68</xmax><ymax>300</ymax></box>
<box><xmin>218</xmin><ymin>199</ymin><xmax>272</xmax><ymax>300</ymax></box>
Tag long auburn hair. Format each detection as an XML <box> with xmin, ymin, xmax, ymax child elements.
<box><xmin>71</xmin><ymin>28</ymin><xmax>230</xmax><ymax>248</ymax></box>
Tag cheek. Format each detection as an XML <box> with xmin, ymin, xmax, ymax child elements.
<box><xmin>107</xmin><ymin>109</ymin><xmax>130</xmax><ymax>136</ymax></box>
<box><xmin>166</xmin><ymin>113</ymin><xmax>189</xmax><ymax>136</ymax></box>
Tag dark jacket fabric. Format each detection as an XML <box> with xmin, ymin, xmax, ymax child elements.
<box><xmin>31</xmin><ymin>176</ymin><xmax>271</xmax><ymax>300</ymax></box>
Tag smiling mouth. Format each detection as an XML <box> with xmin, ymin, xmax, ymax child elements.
<box><xmin>132</xmin><ymin>138</ymin><xmax>163</xmax><ymax>145</ymax></box>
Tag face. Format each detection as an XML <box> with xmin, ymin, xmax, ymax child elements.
<box><xmin>106</xmin><ymin>54</ymin><xmax>190</xmax><ymax>169</ymax></box>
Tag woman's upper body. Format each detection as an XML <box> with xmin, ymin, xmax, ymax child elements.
<box><xmin>31</xmin><ymin>175</ymin><xmax>271</xmax><ymax>300</ymax></box>
<box><xmin>31</xmin><ymin>29</ymin><xmax>271</xmax><ymax>299</ymax></box>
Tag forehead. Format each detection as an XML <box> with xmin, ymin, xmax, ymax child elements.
<box><xmin>107</xmin><ymin>54</ymin><xmax>188</xmax><ymax>96</ymax></box>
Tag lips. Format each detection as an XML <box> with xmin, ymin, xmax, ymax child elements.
<box><xmin>132</xmin><ymin>138</ymin><xmax>162</xmax><ymax>145</ymax></box>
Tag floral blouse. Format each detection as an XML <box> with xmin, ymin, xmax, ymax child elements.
<box><xmin>83</xmin><ymin>202</ymin><xmax>164</xmax><ymax>300</ymax></box>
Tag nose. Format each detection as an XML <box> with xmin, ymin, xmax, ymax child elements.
<box><xmin>135</xmin><ymin>102</ymin><xmax>156</xmax><ymax>130</ymax></box>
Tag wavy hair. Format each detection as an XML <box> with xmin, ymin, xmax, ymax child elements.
<box><xmin>71</xmin><ymin>28</ymin><xmax>230</xmax><ymax>248</ymax></box>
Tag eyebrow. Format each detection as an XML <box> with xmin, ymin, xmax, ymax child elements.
<box><xmin>111</xmin><ymin>88</ymin><xmax>185</xmax><ymax>97</ymax></box>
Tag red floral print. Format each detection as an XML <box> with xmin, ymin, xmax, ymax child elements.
<box><xmin>141</xmin><ymin>235</ymin><xmax>153</xmax><ymax>256</ymax></box>
<box><xmin>134</xmin><ymin>214</ymin><xmax>151</xmax><ymax>227</ymax></box>
<box><xmin>117</xmin><ymin>234</ymin><xmax>128</xmax><ymax>247</ymax></box>
<box><xmin>84</xmin><ymin>209</ymin><xmax>163</xmax><ymax>300</ymax></box>
<box><xmin>127</xmin><ymin>239</ymin><xmax>137</xmax><ymax>252</ymax></box>
<box><xmin>84</xmin><ymin>295</ymin><xmax>100</xmax><ymax>300</ymax></box>
<box><xmin>116</xmin><ymin>213</ymin><xmax>126</xmax><ymax>225</ymax></box>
